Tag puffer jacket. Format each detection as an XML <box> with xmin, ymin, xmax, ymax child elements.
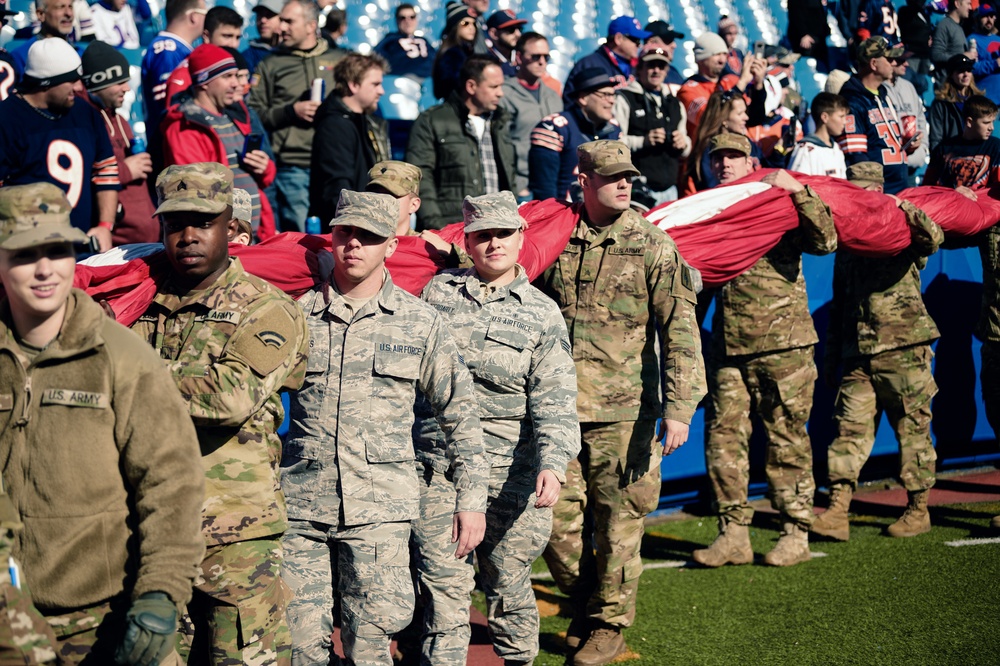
<box><xmin>406</xmin><ymin>92</ymin><xmax>515</xmax><ymax>230</ymax></box>
<box><xmin>0</xmin><ymin>290</ymin><xmax>205</xmax><ymax>611</ymax></box>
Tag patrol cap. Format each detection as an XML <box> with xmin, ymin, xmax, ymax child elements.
<box><xmin>463</xmin><ymin>192</ymin><xmax>524</xmax><ymax>233</ymax></box>
<box><xmin>846</xmin><ymin>161</ymin><xmax>884</xmax><ymax>187</ymax></box>
<box><xmin>0</xmin><ymin>183</ymin><xmax>89</xmax><ymax>250</ymax></box>
<box><xmin>231</xmin><ymin>187</ymin><xmax>252</xmax><ymax>223</ymax></box>
<box><xmin>154</xmin><ymin>162</ymin><xmax>234</xmax><ymax>216</ymax></box>
<box><xmin>366</xmin><ymin>160</ymin><xmax>422</xmax><ymax>197</ymax></box>
<box><xmin>577</xmin><ymin>140</ymin><xmax>641</xmax><ymax>178</ymax></box>
<box><xmin>709</xmin><ymin>133</ymin><xmax>752</xmax><ymax>157</ymax></box>
<box><xmin>856</xmin><ymin>35</ymin><xmax>904</xmax><ymax>66</ymax></box>
<box><xmin>333</xmin><ymin>190</ymin><xmax>397</xmax><ymax>238</ymax></box>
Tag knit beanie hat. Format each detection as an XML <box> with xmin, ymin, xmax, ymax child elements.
<box><xmin>21</xmin><ymin>38</ymin><xmax>82</xmax><ymax>89</ymax></box>
<box><xmin>222</xmin><ymin>46</ymin><xmax>249</xmax><ymax>72</ymax></box>
<box><xmin>443</xmin><ymin>2</ymin><xmax>474</xmax><ymax>36</ymax></box>
<box><xmin>188</xmin><ymin>44</ymin><xmax>237</xmax><ymax>86</ymax></box>
<box><xmin>693</xmin><ymin>32</ymin><xmax>728</xmax><ymax>62</ymax></box>
<box><xmin>81</xmin><ymin>40</ymin><xmax>130</xmax><ymax>91</ymax></box>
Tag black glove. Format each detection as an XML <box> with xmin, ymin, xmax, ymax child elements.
<box><xmin>114</xmin><ymin>592</ymin><xmax>177</xmax><ymax>666</ymax></box>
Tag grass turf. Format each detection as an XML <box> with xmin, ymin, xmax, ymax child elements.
<box><xmin>517</xmin><ymin>501</ymin><xmax>1000</xmax><ymax>665</ymax></box>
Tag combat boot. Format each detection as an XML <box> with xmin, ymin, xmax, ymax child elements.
<box><xmin>811</xmin><ymin>484</ymin><xmax>853</xmax><ymax>541</ymax></box>
<box><xmin>887</xmin><ymin>489</ymin><xmax>931</xmax><ymax>537</ymax></box>
<box><xmin>573</xmin><ymin>626</ymin><xmax>626</xmax><ymax>666</ymax></box>
<box><xmin>764</xmin><ymin>523</ymin><xmax>811</xmax><ymax>567</ymax></box>
<box><xmin>692</xmin><ymin>522</ymin><xmax>753</xmax><ymax>567</ymax></box>
<box><xmin>992</xmin><ymin>515</ymin><xmax>1000</xmax><ymax>530</ymax></box>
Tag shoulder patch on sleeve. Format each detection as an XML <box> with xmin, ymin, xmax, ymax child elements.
<box><xmin>230</xmin><ymin>303</ymin><xmax>299</xmax><ymax>378</ymax></box>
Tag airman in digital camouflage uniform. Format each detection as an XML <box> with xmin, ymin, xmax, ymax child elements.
<box><xmin>413</xmin><ymin>192</ymin><xmax>580</xmax><ymax>666</ymax></box>
<box><xmin>132</xmin><ymin>163</ymin><xmax>309</xmax><ymax>666</ymax></box>
<box><xmin>279</xmin><ymin>190</ymin><xmax>488</xmax><ymax>666</ymax></box>
<box><xmin>535</xmin><ymin>140</ymin><xmax>706</xmax><ymax>666</ymax></box>
<box><xmin>0</xmin><ymin>478</ymin><xmax>58</xmax><ymax>666</ymax></box>
<box><xmin>365</xmin><ymin>160</ymin><xmax>423</xmax><ymax>236</ymax></box>
<box><xmin>0</xmin><ymin>182</ymin><xmax>205</xmax><ymax>666</ymax></box>
<box><xmin>695</xmin><ymin>133</ymin><xmax>837</xmax><ymax>569</ymax></box>
<box><xmin>814</xmin><ymin>162</ymin><xmax>942</xmax><ymax>541</ymax></box>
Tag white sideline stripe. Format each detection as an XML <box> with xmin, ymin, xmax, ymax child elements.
<box><xmin>533</xmin><ymin>553</ymin><xmax>830</xmax><ymax>582</ymax></box>
<box><xmin>945</xmin><ymin>537</ymin><xmax>1000</xmax><ymax>547</ymax></box>
<box><xmin>643</xmin><ymin>561</ymin><xmax>687</xmax><ymax>569</ymax></box>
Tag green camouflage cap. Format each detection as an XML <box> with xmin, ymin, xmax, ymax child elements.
<box><xmin>709</xmin><ymin>133</ymin><xmax>752</xmax><ymax>156</ymax></box>
<box><xmin>231</xmin><ymin>188</ymin><xmax>252</xmax><ymax>223</ymax></box>
<box><xmin>154</xmin><ymin>162</ymin><xmax>234</xmax><ymax>216</ymax></box>
<box><xmin>366</xmin><ymin>160</ymin><xmax>422</xmax><ymax>197</ymax></box>
<box><xmin>463</xmin><ymin>191</ymin><xmax>524</xmax><ymax>233</ymax></box>
<box><xmin>577</xmin><ymin>140</ymin><xmax>641</xmax><ymax>178</ymax></box>
<box><xmin>846</xmin><ymin>161</ymin><xmax>884</xmax><ymax>186</ymax></box>
<box><xmin>333</xmin><ymin>190</ymin><xmax>397</xmax><ymax>238</ymax></box>
<box><xmin>0</xmin><ymin>183</ymin><xmax>89</xmax><ymax>250</ymax></box>
<box><xmin>856</xmin><ymin>36</ymin><xmax>904</xmax><ymax>66</ymax></box>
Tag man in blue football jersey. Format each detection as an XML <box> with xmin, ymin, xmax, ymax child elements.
<box><xmin>0</xmin><ymin>39</ymin><xmax>119</xmax><ymax>251</ymax></box>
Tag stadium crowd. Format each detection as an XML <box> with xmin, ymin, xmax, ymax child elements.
<box><xmin>0</xmin><ymin>0</ymin><xmax>997</xmax><ymax>665</ymax></box>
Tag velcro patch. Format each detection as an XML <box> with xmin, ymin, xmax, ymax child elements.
<box><xmin>256</xmin><ymin>330</ymin><xmax>288</xmax><ymax>348</ymax></box>
<box><xmin>609</xmin><ymin>247</ymin><xmax>643</xmax><ymax>256</ymax></box>
<box><xmin>681</xmin><ymin>265</ymin><xmax>693</xmax><ymax>291</ymax></box>
<box><xmin>41</xmin><ymin>389</ymin><xmax>108</xmax><ymax>409</ymax></box>
<box><xmin>0</xmin><ymin>394</ymin><xmax>12</xmax><ymax>411</ymax></box>
<box><xmin>206</xmin><ymin>310</ymin><xmax>240</xmax><ymax>325</ymax></box>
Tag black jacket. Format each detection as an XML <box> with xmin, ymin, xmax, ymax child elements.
<box><xmin>309</xmin><ymin>95</ymin><xmax>390</xmax><ymax>225</ymax></box>
<box><xmin>406</xmin><ymin>92</ymin><xmax>515</xmax><ymax>230</ymax></box>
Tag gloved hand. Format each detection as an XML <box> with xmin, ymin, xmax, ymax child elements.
<box><xmin>114</xmin><ymin>592</ymin><xmax>177</xmax><ymax>666</ymax></box>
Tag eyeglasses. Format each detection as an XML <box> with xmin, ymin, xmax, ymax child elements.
<box><xmin>625</xmin><ymin>35</ymin><xmax>641</xmax><ymax>46</ymax></box>
<box><xmin>398</xmin><ymin>13</ymin><xmax>417</xmax><ymax>20</ymax></box>
<box><xmin>523</xmin><ymin>52</ymin><xmax>550</xmax><ymax>63</ymax></box>
<box><xmin>643</xmin><ymin>61</ymin><xmax>668</xmax><ymax>69</ymax></box>
<box><xmin>458</xmin><ymin>18</ymin><xmax>475</xmax><ymax>27</ymax></box>
<box><xmin>589</xmin><ymin>90</ymin><xmax>615</xmax><ymax>101</ymax></box>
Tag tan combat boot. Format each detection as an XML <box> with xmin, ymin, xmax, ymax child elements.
<box><xmin>692</xmin><ymin>522</ymin><xmax>753</xmax><ymax>567</ymax></box>
<box><xmin>992</xmin><ymin>515</ymin><xmax>1000</xmax><ymax>530</ymax></box>
<box><xmin>764</xmin><ymin>523</ymin><xmax>812</xmax><ymax>566</ymax></box>
<box><xmin>811</xmin><ymin>484</ymin><xmax>854</xmax><ymax>541</ymax></box>
<box><xmin>564</xmin><ymin>613</ymin><xmax>588</xmax><ymax>651</ymax></box>
<box><xmin>573</xmin><ymin>626</ymin><xmax>626</xmax><ymax>666</ymax></box>
<box><xmin>887</xmin><ymin>489</ymin><xmax>932</xmax><ymax>537</ymax></box>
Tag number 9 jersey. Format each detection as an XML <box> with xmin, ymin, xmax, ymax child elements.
<box><xmin>0</xmin><ymin>93</ymin><xmax>119</xmax><ymax>233</ymax></box>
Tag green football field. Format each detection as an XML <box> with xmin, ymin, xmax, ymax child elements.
<box><xmin>510</xmin><ymin>499</ymin><xmax>1000</xmax><ymax>666</ymax></box>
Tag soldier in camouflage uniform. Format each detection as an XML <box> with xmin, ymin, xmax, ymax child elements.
<box><xmin>813</xmin><ymin>162</ymin><xmax>942</xmax><ymax>540</ymax></box>
<box><xmin>0</xmin><ymin>183</ymin><xmax>205</xmax><ymax>666</ymax></box>
<box><xmin>131</xmin><ymin>163</ymin><xmax>309</xmax><ymax>666</ymax></box>
<box><xmin>0</xmin><ymin>478</ymin><xmax>57</xmax><ymax>666</ymax></box>
<box><xmin>279</xmin><ymin>190</ymin><xmax>488</xmax><ymax>666</ymax></box>
<box><xmin>365</xmin><ymin>160</ymin><xmax>423</xmax><ymax>236</ymax></box>
<box><xmin>412</xmin><ymin>191</ymin><xmax>580</xmax><ymax>666</ymax></box>
<box><xmin>695</xmin><ymin>133</ymin><xmax>837</xmax><ymax>569</ymax></box>
<box><xmin>534</xmin><ymin>140</ymin><xmax>706</xmax><ymax>666</ymax></box>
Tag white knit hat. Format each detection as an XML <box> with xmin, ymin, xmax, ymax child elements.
<box><xmin>22</xmin><ymin>38</ymin><xmax>82</xmax><ymax>89</ymax></box>
<box><xmin>694</xmin><ymin>32</ymin><xmax>728</xmax><ymax>62</ymax></box>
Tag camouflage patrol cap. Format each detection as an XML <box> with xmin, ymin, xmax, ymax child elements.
<box><xmin>463</xmin><ymin>192</ymin><xmax>524</xmax><ymax>233</ymax></box>
<box><xmin>846</xmin><ymin>161</ymin><xmax>884</xmax><ymax>186</ymax></box>
<box><xmin>333</xmin><ymin>190</ymin><xmax>397</xmax><ymax>238</ymax></box>
<box><xmin>856</xmin><ymin>36</ymin><xmax>904</xmax><ymax>66</ymax></box>
<box><xmin>0</xmin><ymin>183</ymin><xmax>89</xmax><ymax>250</ymax></box>
<box><xmin>366</xmin><ymin>160</ymin><xmax>422</xmax><ymax>197</ymax></box>
<box><xmin>709</xmin><ymin>133</ymin><xmax>752</xmax><ymax>156</ymax></box>
<box><xmin>154</xmin><ymin>162</ymin><xmax>234</xmax><ymax>216</ymax></box>
<box><xmin>577</xmin><ymin>140</ymin><xmax>641</xmax><ymax>178</ymax></box>
<box><xmin>231</xmin><ymin>188</ymin><xmax>252</xmax><ymax>223</ymax></box>
<box><xmin>231</xmin><ymin>188</ymin><xmax>253</xmax><ymax>238</ymax></box>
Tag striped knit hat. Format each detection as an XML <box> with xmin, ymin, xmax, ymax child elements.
<box><xmin>188</xmin><ymin>44</ymin><xmax>236</xmax><ymax>86</ymax></box>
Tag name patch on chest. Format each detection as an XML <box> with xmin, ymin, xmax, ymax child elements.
<box><xmin>490</xmin><ymin>316</ymin><xmax>533</xmax><ymax>332</ymax></box>
<box><xmin>377</xmin><ymin>343</ymin><xmax>424</xmax><ymax>356</ymax></box>
<box><xmin>41</xmin><ymin>389</ymin><xmax>109</xmax><ymax>409</ymax></box>
<box><xmin>205</xmin><ymin>310</ymin><xmax>241</xmax><ymax>324</ymax></box>
<box><xmin>608</xmin><ymin>247</ymin><xmax>644</xmax><ymax>256</ymax></box>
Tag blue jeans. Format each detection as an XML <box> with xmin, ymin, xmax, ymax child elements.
<box><xmin>273</xmin><ymin>165</ymin><xmax>310</xmax><ymax>233</ymax></box>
